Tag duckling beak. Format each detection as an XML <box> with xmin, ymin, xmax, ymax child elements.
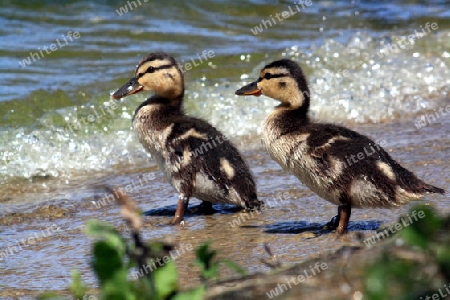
<box><xmin>235</xmin><ymin>81</ymin><xmax>262</xmax><ymax>97</ymax></box>
<box><xmin>111</xmin><ymin>77</ymin><xmax>144</xmax><ymax>100</ymax></box>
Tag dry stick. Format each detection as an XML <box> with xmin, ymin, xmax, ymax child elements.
<box><xmin>261</xmin><ymin>243</ymin><xmax>282</xmax><ymax>269</ymax></box>
<box><xmin>103</xmin><ymin>186</ymin><xmax>151</xmax><ymax>278</ymax></box>
<box><xmin>102</xmin><ymin>186</ymin><xmax>175</xmax><ymax>287</ymax></box>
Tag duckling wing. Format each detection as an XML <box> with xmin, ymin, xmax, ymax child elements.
<box><xmin>163</xmin><ymin>118</ymin><xmax>257</xmax><ymax>205</ymax></box>
<box><xmin>302</xmin><ymin>124</ymin><xmax>386</xmax><ymax>175</ymax></box>
<box><xmin>302</xmin><ymin>124</ymin><xmax>444</xmax><ymax>206</ymax></box>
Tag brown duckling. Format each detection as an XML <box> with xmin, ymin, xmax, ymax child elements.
<box><xmin>236</xmin><ymin>58</ymin><xmax>445</xmax><ymax>234</ymax></box>
<box><xmin>112</xmin><ymin>52</ymin><xmax>261</xmax><ymax>225</ymax></box>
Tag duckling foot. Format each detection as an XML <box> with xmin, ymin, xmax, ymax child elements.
<box><xmin>323</xmin><ymin>204</ymin><xmax>351</xmax><ymax>234</ymax></box>
<box><xmin>323</xmin><ymin>214</ymin><xmax>340</xmax><ymax>231</ymax></box>
<box><xmin>169</xmin><ymin>216</ymin><xmax>184</xmax><ymax>226</ymax></box>
<box><xmin>169</xmin><ymin>195</ymin><xmax>189</xmax><ymax>225</ymax></box>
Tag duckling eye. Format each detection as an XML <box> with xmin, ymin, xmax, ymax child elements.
<box><xmin>146</xmin><ymin>66</ymin><xmax>156</xmax><ymax>73</ymax></box>
<box><xmin>264</xmin><ymin>73</ymin><xmax>272</xmax><ymax>80</ymax></box>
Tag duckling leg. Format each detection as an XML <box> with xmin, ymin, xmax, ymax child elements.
<box><xmin>169</xmin><ymin>194</ymin><xmax>189</xmax><ymax>225</ymax></box>
<box><xmin>323</xmin><ymin>204</ymin><xmax>351</xmax><ymax>234</ymax></box>
<box><xmin>336</xmin><ymin>204</ymin><xmax>351</xmax><ymax>234</ymax></box>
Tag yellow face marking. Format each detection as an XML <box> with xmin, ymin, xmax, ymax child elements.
<box><xmin>136</xmin><ymin>59</ymin><xmax>173</xmax><ymax>76</ymax></box>
<box><xmin>134</xmin><ymin>59</ymin><xmax>183</xmax><ymax>97</ymax></box>
<box><xmin>259</xmin><ymin>67</ymin><xmax>289</xmax><ymax>80</ymax></box>
<box><xmin>258</xmin><ymin>67</ymin><xmax>304</xmax><ymax>109</ymax></box>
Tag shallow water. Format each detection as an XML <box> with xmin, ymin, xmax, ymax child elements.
<box><xmin>1</xmin><ymin>0</ymin><xmax>450</xmax><ymax>298</ymax></box>
<box><xmin>1</xmin><ymin>0</ymin><xmax>450</xmax><ymax>183</ymax></box>
<box><xmin>1</xmin><ymin>120</ymin><xmax>449</xmax><ymax>297</ymax></box>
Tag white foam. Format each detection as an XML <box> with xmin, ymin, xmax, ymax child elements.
<box><xmin>1</xmin><ymin>32</ymin><xmax>449</xmax><ymax>182</ymax></box>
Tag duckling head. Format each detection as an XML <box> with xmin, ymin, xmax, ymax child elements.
<box><xmin>112</xmin><ymin>52</ymin><xmax>184</xmax><ymax>100</ymax></box>
<box><xmin>236</xmin><ymin>59</ymin><xmax>310</xmax><ymax>111</ymax></box>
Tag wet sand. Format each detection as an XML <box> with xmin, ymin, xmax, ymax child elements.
<box><xmin>0</xmin><ymin>119</ymin><xmax>449</xmax><ymax>299</ymax></box>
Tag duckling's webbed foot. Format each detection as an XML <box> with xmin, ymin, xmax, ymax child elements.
<box><xmin>324</xmin><ymin>214</ymin><xmax>340</xmax><ymax>231</ymax></box>
<box><xmin>169</xmin><ymin>195</ymin><xmax>189</xmax><ymax>225</ymax></box>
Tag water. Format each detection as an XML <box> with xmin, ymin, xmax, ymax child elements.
<box><xmin>1</xmin><ymin>0</ymin><xmax>450</xmax><ymax>186</ymax></box>
<box><xmin>0</xmin><ymin>0</ymin><xmax>449</xmax><ymax>297</ymax></box>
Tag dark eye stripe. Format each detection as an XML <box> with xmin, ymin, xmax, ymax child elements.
<box><xmin>258</xmin><ymin>73</ymin><xmax>289</xmax><ymax>82</ymax></box>
<box><xmin>137</xmin><ymin>64</ymin><xmax>173</xmax><ymax>78</ymax></box>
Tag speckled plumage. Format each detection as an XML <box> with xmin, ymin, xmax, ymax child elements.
<box><xmin>236</xmin><ymin>58</ymin><xmax>445</xmax><ymax>234</ymax></box>
<box><xmin>113</xmin><ymin>52</ymin><xmax>260</xmax><ymax>224</ymax></box>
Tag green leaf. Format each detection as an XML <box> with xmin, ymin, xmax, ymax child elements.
<box><xmin>69</xmin><ymin>269</ymin><xmax>87</xmax><ymax>299</ymax></box>
<box><xmin>400</xmin><ymin>205</ymin><xmax>443</xmax><ymax>249</ymax></box>
<box><xmin>92</xmin><ymin>240</ymin><xmax>124</xmax><ymax>286</ymax></box>
<box><xmin>365</xmin><ymin>262</ymin><xmax>387</xmax><ymax>299</ymax></box>
<box><xmin>436</xmin><ymin>243</ymin><xmax>450</xmax><ymax>280</ymax></box>
<box><xmin>101</xmin><ymin>269</ymin><xmax>133</xmax><ymax>300</ymax></box>
<box><xmin>400</xmin><ymin>226</ymin><xmax>428</xmax><ymax>249</ymax></box>
<box><xmin>153</xmin><ymin>260</ymin><xmax>178</xmax><ymax>300</ymax></box>
<box><xmin>195</xmin><ymin>241</ymin><xmax>218</xmax><ymax>279</ymax></box>
<box><xmin>201</xmin><ymin>264</ymin><xmax>220</xmax><ymax>280</ymax></box>
<box><xmin>86</xmin><ymin>220</ymin><xmax>125</xmax><ymax>249</ymax></box>
<box><xmin>85</xmin><ymin>219</ymin><xmax>117</xmax><ymax>236</ymax></box>
<box><xmin>194</xmin><ymin>242</ymin><xmax>245</xmax><ymax>281</ymax></box>
<box><xmin>196</xmin><ymin>242</ymin><xmax>216</xmax><ymax>266</ymax></box>
<box><xmin>220</xmin><ymin>259</ymin><xmax>247</xmax><ymax>276</ymax></box>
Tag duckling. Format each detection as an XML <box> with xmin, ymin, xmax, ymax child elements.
<box><xmin>112</xmin><ymin>52</ymin><xmax>261</xmax><ymax>225</ymax></box>
<box><xmin>236</xmin><ymin>58</ymin><xmax>445</xmax><ymax>234</ymax></box>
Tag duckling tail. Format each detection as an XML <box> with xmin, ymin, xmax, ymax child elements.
<box><xmin>422</xmin><ymin>183</ymin><xmax>445</xmax><ymax>195</ymax></box>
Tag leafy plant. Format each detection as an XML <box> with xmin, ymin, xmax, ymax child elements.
<box><xmin>196</xmin><ymin>241</ymin><xmax>247</xmax><ymax>283</ymax></box>
<box><xmin>71</xmin><ymin>219</ymin><xmax>205</xmax><ymax>300</ymax></box>
<box><xmin>38</xmin><ymin>187</ymin><xmax>247</xmax><ymax>300</ymax></box>
<box><xmin>364</xmin><ymin>204</ymin><xmax>450</xmax><ymax>300</ymax></box>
